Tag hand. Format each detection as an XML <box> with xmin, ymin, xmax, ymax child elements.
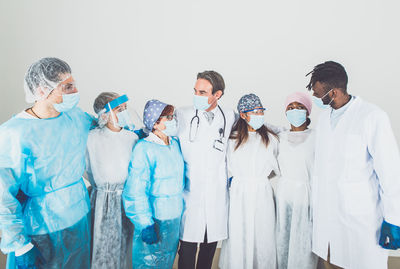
<box><xmin>379</xmin><ymin>220</ymin><xmax>400</xmax><ymax>249</ymax></box>
<box><xmin>141</xmin><ymin>224</ymin><xmax>159</xmax><ymax>244</ymax></box>
<box><xmin>15</xmin><ymin>246</ymin><xmax>42</xmax><ymax>269</ymax></box>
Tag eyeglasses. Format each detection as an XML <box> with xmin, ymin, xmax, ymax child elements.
<box><xmin>160</xmin><ymin>114</ymin><xmax>175</xmax><ymax>121</ymax></box>
<box><xmin>60</xmin><ymin>82</ymin><xmax>77</xmax><ymax>94</ymax></box>
<box><xmin>242</xmin><ymin>108</ymin><xmax>266</xmax><ymax>115</ymax></box>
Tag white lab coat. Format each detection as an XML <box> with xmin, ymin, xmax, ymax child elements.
<box><xmin>312</xmin><ymin>96</ymin><xmax>400</xmax><ymax>269</ymax></box>
<box><xmin>176</xmin><ymin>105</ymin><xmax>236</xmax><ymax>243</ymax></box>
<box><xmin>275</xmin><ymin>129</ymin><xmax>318</xmax><ymax>269</ymax></box>
<box><xmin>219</xmin><ymin>132</ymin><xmax>279</xmax><ymax>269</ymax></box>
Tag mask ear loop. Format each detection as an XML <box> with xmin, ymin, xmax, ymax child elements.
<box><xmin>324</xmin><ymin>89</ymin><xmax>334</xmax><ymax>106</ymax></box>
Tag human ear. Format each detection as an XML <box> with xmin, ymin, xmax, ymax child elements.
<box><xmin>214</xmin><ymin>90</ymin><xmax>222</xmax><ymax>99</ymax></box>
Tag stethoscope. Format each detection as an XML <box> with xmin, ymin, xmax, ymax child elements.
<box><xmin>189</xmin><ymin>105</ymin><xmax>226</xmax><ymax>142</ymax></box>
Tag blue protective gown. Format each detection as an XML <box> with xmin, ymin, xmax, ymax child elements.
<box><xmin>123</xmin><ymin>136</ymin><xmax>184</xmax><ymax>269</ymax></box>
<box><xmin>0</xmin><ymin>107</ymin><xmax>93</xmax><ymax>268</ymax></box>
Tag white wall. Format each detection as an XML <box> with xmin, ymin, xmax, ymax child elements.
<box><xmin>0</xmin><ymin>0</ymin><xmax>399</xmax><ymax>144</ymax></box>
<box><xmin>1</xmin><ymin>0</ymin><xmax>400</xmax><ymax>257</ymax></box>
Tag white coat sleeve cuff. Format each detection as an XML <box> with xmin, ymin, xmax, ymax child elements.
<box><xmin>15</xmin><ymin>242</ymin><xmax>34</xmax><ymax>256</ymax></box>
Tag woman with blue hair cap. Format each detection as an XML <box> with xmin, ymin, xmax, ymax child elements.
<box><xmin>123</xmin><ymin>99</ymin><xmax>184</xmax><ymax>268</ymax></box>
<box><xmin>0</xmin><ymin>57</ymin><xmax>95</xmax><ymax>268</ymax></box>
<box><xmin>219</xmin><ymin>93</ymin><xmax>279</xmax><ymax>269</ymax></box>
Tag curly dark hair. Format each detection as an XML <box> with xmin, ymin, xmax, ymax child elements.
<box><xmin>306</xmin><ymin>61</ymin><xmax>348</xmax><ymax>92</ymax></box>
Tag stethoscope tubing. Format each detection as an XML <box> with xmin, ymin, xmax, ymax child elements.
<box><xmin>189</xmin><ymin>105</ymin><xmax>226</xmax><ymax>142</ymax></box>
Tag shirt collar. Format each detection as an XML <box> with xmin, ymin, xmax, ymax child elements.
<box><xmin>331</xmin><ymin>95</ymin><xmax>355</xmax><ymax>114</ymax></box>
<box><xmin>145</xmin><ymin>132</ymin><xmax>170</xmax><ymax>145</ymax></box>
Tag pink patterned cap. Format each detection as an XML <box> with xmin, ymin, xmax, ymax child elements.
<box><xmin>285</xmin><ymin>92</ymin><xmax>312</xmax><ymax>114</ymax></box>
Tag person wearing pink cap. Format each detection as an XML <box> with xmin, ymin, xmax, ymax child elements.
<box><xmin>275</xmin><ymin>91</ymin><xmax>318</xmax><ymax>269</ymax></box>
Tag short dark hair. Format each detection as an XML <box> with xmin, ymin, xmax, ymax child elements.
<box><xmin>306</xmin><ymin>61</ymin><xmax>348</xmax><ymax>92</ymax></box>
<box><xmin>197</xmin><ymin>70</ymin><xmax>225</xmax><ymax>96</ymax></box>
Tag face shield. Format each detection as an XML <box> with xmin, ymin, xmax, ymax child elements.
<box><xmin>50</xmin><ymin>76</ymin><xmax>80</xmax><ymax>112</ymax></box>
<box><xmin>99</xmin><ymin>94</ymin><xmax>143</xmax><ymax>132</ymax></box>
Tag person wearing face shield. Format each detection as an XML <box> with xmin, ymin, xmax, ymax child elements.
<box><xmin>307</xmin><ymin>61</ymin><xmax>400</xmax><ymax>269</ymax></box>
<box><xmin>85</xmin><ymin>92</ymin><xmax>139</xmax><ymax>269</ymax></box>
<box><xmin>0</xmin><ymin>57</ymin><xmax>95</xmax><ymax>269</ymax></box>
<box><xmin>218</xmin><ymin>93</ymin><xmax>279</xmax><ymax>269</ymax></box>
<box><xmin>275</xmin><ymin>92</ymin><xmax>318</xmax><ymax>269</ymax></box>
<box><xmin>175</xmin><ymin>71</ymin><xmax>236</xmax><ymax>269</ymax></box>
<box><xmin>122</xmin><ymin>99</ymin><xmax>184</xmax><ymax>269</ymax></box>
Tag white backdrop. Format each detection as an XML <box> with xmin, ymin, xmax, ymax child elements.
<box><xmin>0</xmin><ymin>0</ymin><xmax>400</xmax><ymax>259</ymax></box>
<box><xmin>1</xmin><ymin>0</ymin><xmax>400</xmax><ymax>143</ymax></box>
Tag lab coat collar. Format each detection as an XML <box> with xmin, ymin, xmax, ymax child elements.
<box><xmin>331</xmin><ymin>95</ymin><xmax>355</xmax><ymax>114</ymax></box>
<box><xmin>328</xmin><ymin>96</ymin><xmax>359</xmax><ymax>131</ymax></box>
<box><xmin>204</xmin><ymin>104</ymin><xmax>219</xmax><ymax>114</ymax></box>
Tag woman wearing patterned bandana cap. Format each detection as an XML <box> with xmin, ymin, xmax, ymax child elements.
<box><xmin>123</xmin><ymin>99</ymin><xmax>184</xmax><ymax>269</ymax></box>
<box><xmin>219</xmin><ymin>93</ymin><xmax>280</xmax><ymax>269</ymax></box>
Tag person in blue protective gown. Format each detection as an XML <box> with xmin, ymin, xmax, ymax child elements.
<box><xmin>0</xmin><ymin>57</ymin><xmax>95</xmax><ymax>269</ymax></box>
<box><xmin>86</xmin><ymin>92</ymin><xmax>138</xmax><ymax>269</ymax></box>
<box><xmin>123</xmin><ymin>99</ymin><xmax>184</xmax><ymax>269</ymax></box>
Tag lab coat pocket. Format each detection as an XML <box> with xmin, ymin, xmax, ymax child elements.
<box><xmin>338</xmin><ymin>180</ymin><xmax>375</xmax><ymax>216</ymax></box>
<box><xmin>345</xmin><ymin>134</ymin><xmax>366</xmax><ymax>164</ymax></box>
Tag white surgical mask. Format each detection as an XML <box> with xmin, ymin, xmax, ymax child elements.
<box><xmin>116</xmin><ymin>110</ymin><xmax>135</xmax><ymax>130</ymax></box>
<box><xmin>248</xmin><ymin>115</ymin><xmax>264</xmax><ymax>130</ymax></box>
<box><xmin>193</xmin><ymin>95</ymin><xmax>210</xmax><ymax>111</ymax></box>
<box><xmin>162</xmin><ymin>119</ymin><xmax>178</xmax><ymax>137</ymax></box>
<box><xmin>53</xmin><ymin>92</ymin><xmax>80</xmax><ymax>112</ymax></box>
<box><xmin>286</xmin><ymin>109</ymin><xmax>307</xmax><ymax>127</ymax></box>
<box><xmin>313</xmin><ymin>89</ymin><xmax>333</xmax><ymax>109</ymax></box>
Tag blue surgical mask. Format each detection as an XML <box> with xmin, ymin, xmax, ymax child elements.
<box><xmin>248</xmin><ymin>115</ymin><xmax>264</xmax><ymax>130</ymax></box>
<box><xmin>193</xmin><ymin>95</ymin><xmax>211</xmax><ymax>111</ymax></box>
<box><xmin>53</xmin><ymin>92</ymin><xmax>80</xmax><ymax>112</ymax></box>
<box><xmin>162</xmin><ymin>119</ymin><xmax>178</xmax><ymax>137</ymax></box>
<box><xmin>116</xmin><ymin>110</ymin><xmax>135</xmax><ymax>130</ymax></box>
<box><xmin>286</xmin><ymin>109</ymin><xmax>307</xmax><ymax>127</ymax></box>
<box><xmin>313</xmin><ymin>89</ymin><xmax>333</xmax><ymax>109</ymax></box>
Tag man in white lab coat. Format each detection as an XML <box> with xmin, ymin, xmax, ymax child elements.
<box><xmin>176</xmin><ymin>71</ymin><xmax>235</xmax><ymax>269</ymax></box>
<box><xmin>308</xmin><ymin>61</ymin><xmax>400</xmax><ymax>269</ymax></box>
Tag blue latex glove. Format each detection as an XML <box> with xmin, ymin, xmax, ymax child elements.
<box><xmin>379</xmin><ymin>220</ymin><xmax>400</xmax><ymax>249</ymax></box>
<box><xmin>141</xmin><ymin>224</ymin><xmax>159</xmax><ymax>244</ymax></box>
<box><xmin>134</xmin><ymin>128</ymin><xmax>148</xmax><ymax>139</ymax></box>
<box><xmin>228</xmin><ymin>177</ymin><xmax>233</xmax><ymax>188</ymax></box>
<box><xmin>15</xmin><ymin>246</ymin><xmax>42</xmax><ymax>269</ymax></box>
